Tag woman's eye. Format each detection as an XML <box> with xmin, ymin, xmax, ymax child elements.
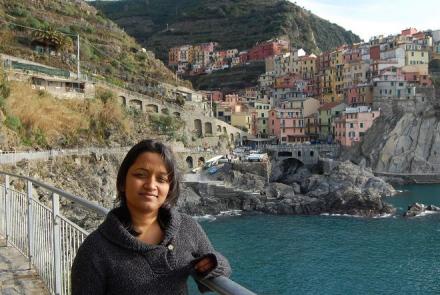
<box><xmin>158</xmin><ymin>177</ymin><xmax>169</xmax><ymax>183</ymax></box>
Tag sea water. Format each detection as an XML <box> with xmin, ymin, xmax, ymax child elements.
<box><xmin>191</xmin><ymin>184</ymin><xmax>440</xmax><ymax>294</ymax></box>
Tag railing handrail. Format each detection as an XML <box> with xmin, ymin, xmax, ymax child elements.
<box><xmin>0</xmin><ymin>171</ymin><xmax>109</xmax><ymax>216</ymax></box>
<box><xmin>0</xmin><ymin>171</ymin><xmax>255</xmax><ymax>295</ymax></box>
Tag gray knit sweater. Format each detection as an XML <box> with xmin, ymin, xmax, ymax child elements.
<box><xmin>71</xmin><ymin>207</ymin><xmax>231</xmax><ymax>295</ymax></box>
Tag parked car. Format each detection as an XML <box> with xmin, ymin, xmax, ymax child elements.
<box><xmin>246</xmin><ymin>153</ymin><xmax>268</xmax><ymax>162</ymax></box>
<box><xmin>217</xmin><ymin>156</ymin><xmax>229</xmax><ymax>163</ymax></box>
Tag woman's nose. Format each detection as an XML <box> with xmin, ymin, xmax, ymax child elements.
<box><xmin>143</xmin><ymin>176</ymin><xmax>157</xmax><ymax>189</ymax></box>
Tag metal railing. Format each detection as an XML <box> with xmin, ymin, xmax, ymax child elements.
<box><xmin>0</xmin><ymin>171</ymin><xmax>256</xmax><ymax>295</ymax></box>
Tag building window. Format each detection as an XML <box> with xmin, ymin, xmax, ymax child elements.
<box><xmin>298</xmin><ymin>151</ymin><xmax>302</xmax><ymax>157</ymax></box>
<box><xmin>360</xmin><ymin>123</ymin><xmax>364</xmax><ymax>128</ymax></box>
<box><xmin>350</xmin><ymin>123</ymin><xmax>354</xmax><ymax>128</ymax></box>
<box><xmin>263</xmin><ymin>120</ymin><xmax>266</xmax><ymax>124</ymax></box>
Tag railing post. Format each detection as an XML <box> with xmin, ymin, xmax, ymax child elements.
<box><xmin>3</xmin><ymin>175</ymin><xmax>9</xmax><ymax>244</ymax></box>
<box><xmin>27</xmin><ymin>180</ymin><xmax>34</xmax><ymax>270</ymax></box>
<box><xmin>52</xmin><ymin>193</ymin><xmax>62</xmax><ymax>295</ymax></box>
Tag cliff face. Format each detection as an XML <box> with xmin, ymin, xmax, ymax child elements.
<box><xmin>352</xmin><ymin>88</ymin><xmax>440</xmax><ymax>174</ymax></box>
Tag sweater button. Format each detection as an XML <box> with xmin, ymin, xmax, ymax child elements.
<box><xmin>167</xmin><ymin>244</ymin><xmax>174</xmax><ymax>251</ymax></box>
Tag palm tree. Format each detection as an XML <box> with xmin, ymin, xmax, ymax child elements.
<box><xmin>32</xmin><ymin>26</ymin><xmax>73</xmax><ymax>54</ymax></box>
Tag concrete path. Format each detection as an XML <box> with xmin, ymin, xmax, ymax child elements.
<box><xmin>0</xmin><ymin>238</ymin><xmax>49</xmax><ymax>295</ymax></box>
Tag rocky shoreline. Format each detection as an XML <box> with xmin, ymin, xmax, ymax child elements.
<box><xmin>1</xmin><ymin>153</ymin><xmax>398</xmax><ymax>230</ymax></box>
<box><xmin>179</xmin><ymin>159</ymin><xmax>396</xmax><ymax>217</ymax></box>
<box><xmin>404</xmin><ymin>203</ymin><xmax>440</xmax><ymax>217</ymax></box>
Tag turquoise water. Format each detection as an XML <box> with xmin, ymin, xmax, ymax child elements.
<box><xmin>194</xmin><ymin>184</ymin><xmax>440</xmax><ymax>294</ymax></box>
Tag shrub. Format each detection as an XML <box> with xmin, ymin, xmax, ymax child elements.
<box><xmin>5</xmin><ymin>115</ymin><xmax>22</xmax><ymax>132</ymax></box>
<box><xmin>9</xmin><ymin>6</ymin><xmax>29</xmax><ymax>18</ymax></box>
<box><xmin>149</xmin><ymin>113</ymin><xmax>185</xmax><ymax>140</ymax></box>
<box><xmin>96</xmin><ymin>88</ymin><xmax>115</xmax><ymax>103</ymax></box>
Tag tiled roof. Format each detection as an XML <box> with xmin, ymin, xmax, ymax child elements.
<box><xmin>318</xmin><ymin>102</ymin><xmax>343</xmax><ymax>111</ymax></box>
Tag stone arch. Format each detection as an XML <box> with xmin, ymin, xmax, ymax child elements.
<box><xmin>194</xmin><ymin>119</ymin><xmax>203</xmax><ymax>137</ymax></box>
<box><xmin>128</xmin><ymin>99</ymin><xmax>143</xmax><ymax>111</ymax></box>
<box><xmin>310</xmin><ymin>150</ymin><xmax>315</xmax><ymax>157</ymax></box>
<box><xmin>186</xmin><ymin>156</ymin><xmax>193</xmax><ymax>169</ymax></box>
<box><xmin>217</xmin><ymin>125</ymin><xmax>222</xmax><ymax>133</ymax></box>
<box><xmin>223</xmin><ymin>127</ymin><xmax>227</xmax><ymax>134</ymax></box>
<box><xmin>173</xmin><ymin>112</ymin><xmax>181</xmax><ymax>118</ymax></box>
<box><xmin>146</xmin><ymin>104</ymin><xmax>159</xmax><ymax>113</ymax></box>
<box><xmin>118</xmin><ymin>95</ymin><xmax>127</xmax><ymax>106</ymax></box>
<box><xmin>161</xmin><ymin>108</ymin><xmax>169</xmax><ymax>115</ymax></box>
<box><xmin>204</xmin><ymin>122</ymin><xmax>213</xmax><ymax>135</ymax></box>
<box><xmin>279</xmin><ymin>158</ymin><xmax>304</xmax><ymax>176</ymax></box>
<box><xmin>230</xmin><ymin>133</ymin><xmax>234</xmax><ymax>142</ymax></box>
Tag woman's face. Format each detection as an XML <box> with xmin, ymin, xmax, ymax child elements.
<box><xmin>124</xmin><ymin>152</ymin><xmax>170</xmax><ymax>215</ymax></box>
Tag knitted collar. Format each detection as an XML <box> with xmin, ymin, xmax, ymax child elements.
<box><xmin>99</xmin><ymin>206</ymin><xmax>182</xmax><ymax>252</ymax></box>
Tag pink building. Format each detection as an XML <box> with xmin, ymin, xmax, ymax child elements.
<box><xmin>202</xmin><ymin>91</ymin><xmax>223</xmax><ymax>102</ymax></box>
<box><xmin>401</xmin><ymin>28</ymin><xmax>418</xmax><ymax>36</ymax></box>
<box><xmin>268</xmin><ymin>108</ymin><xmax>281</xmax><ymax>140</ymax></box>
<box><xmin>333</xmin><ymin>106</ymin><xmax>380</xmax><ymax>147</ymax></box>
<box><xmin>268</xmin><ymin>104</ymin><xmax>311</xmax><ymax>144</ymax></box>
<box><xmin>343</xmin><ymin>46</ymin><xmax>362</xmax><ymax>63</ymax></box>
<box><xmin>403</xmin><ymin>72</ymin><xmax>432</xmax><ymax>86</ymax></box>
<box><xmin>344</xmin><ymin>84</ymin><xmax>373</xmax><ymax>106</ymax></box>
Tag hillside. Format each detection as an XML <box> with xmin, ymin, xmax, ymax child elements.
<box><xmin>92</xmin><ymin>0</ymin><xmax>361</xmax><ymax>62</ymax></box>
<box><xmin>0</xmin><ymin>0</ymin><xmax>190</xmax><ymax>93</ymax></box>
<box><xmin>187</xmin><ymin>61</ymin><xmax>265</xmax><ymax>92</ymax></box>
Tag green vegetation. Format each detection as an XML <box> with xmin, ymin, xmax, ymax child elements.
<box><xmin>0</xmin><ymin>64</ymin><xmax>10</xmax><ymax>108</ymax></box>
<box><xmin>92</xmin><ymin>0</ymin><xmax>361</xmax><ymax>61</ymax></box>
<box><xmin>0</xmin><ymin>0</ymin><xmax>191</xmax><ymax>97</ymax></box>
<box><xmin>148</xmin><ymin>113</ymin><xmax>185</xmax><ymax>141</ymax></box>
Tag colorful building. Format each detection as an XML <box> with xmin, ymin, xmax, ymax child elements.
<box><xmin>333</xmin><ymin>106</ymin><xmax>380</xmax><ymax>147</ymax></box>
<box><xmin>318</xmin><ymin>102</ymin><xmax>347</xmax><ymax>141</ymax></box>
<box><xmin>247</xmin><ymin>39</ymin><xmax>289</xmax><ymax>61</ymax></box>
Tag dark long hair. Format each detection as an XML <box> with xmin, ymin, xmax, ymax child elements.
<box><xmin>116</xmin><ymin>139</ymin><xmax>180</xmax><ymax>209</ymax></box>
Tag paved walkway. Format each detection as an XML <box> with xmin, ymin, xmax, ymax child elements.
<box><xmin>0</xmin><ymin>238</ymin><xmax>49</xmax><ymax>295</ymax></box>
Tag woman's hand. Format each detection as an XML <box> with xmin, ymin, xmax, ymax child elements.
<box><xmin>194</xmin><ymin>256</ymin><xmax>215</xmax><ymax>274</ymax></box>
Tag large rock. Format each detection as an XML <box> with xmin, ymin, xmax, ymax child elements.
<box><xmin>404</xmin><ymin>202</ymin><xmax>440</xmax><ymax>217</ymax></box>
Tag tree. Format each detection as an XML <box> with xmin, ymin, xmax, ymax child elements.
<box><xmin>148</xmin><ymin>113</ymin><xmax>185</xmax><ymax>140</ymax></box>
<box><xmin>32</xmin><ymin>26</ymin><xmax>73</xmax><ymax>53</ymax></box>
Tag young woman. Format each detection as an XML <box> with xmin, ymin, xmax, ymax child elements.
<box><xmin>71</xmin><ymin>139</ymin><xmax>231</xmax><ymax>294</ymax></box>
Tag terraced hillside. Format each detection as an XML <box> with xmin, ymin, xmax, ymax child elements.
<box><xmin>0</xmin><ymin>0</ymin><xmax>190</xmax><ymax>90</ymax></box>
<box><xmin>92</xmin><ymin>0</ymin><xmax>361</xmax><ymax>62</ymax></box>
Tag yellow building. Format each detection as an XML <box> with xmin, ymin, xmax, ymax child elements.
<box><xmin>231</xmin><ymin>111</ymin><xmax>252</xmax><ymax>132</ymax></box>
<box><xmin>405</xmin><ymin>44</ymin><xmax>429</xmax><ymax>66</ymax></box>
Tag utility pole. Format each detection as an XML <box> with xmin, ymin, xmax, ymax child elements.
<box><xmin>77</xmin><ymin>34</ymin><xmax>80</xmax><ymax>80</ymax></box>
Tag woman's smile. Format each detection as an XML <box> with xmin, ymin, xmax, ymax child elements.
<box><xmin>124</xmin><ymin>152</ymin><xmax>171</xmax><ymax>214</ymax></box>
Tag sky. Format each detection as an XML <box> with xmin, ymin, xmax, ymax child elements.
<box><xmin>290</xmin><ymin>0</ymin><xmax>439</xmax><ymax>41</ymax></box>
